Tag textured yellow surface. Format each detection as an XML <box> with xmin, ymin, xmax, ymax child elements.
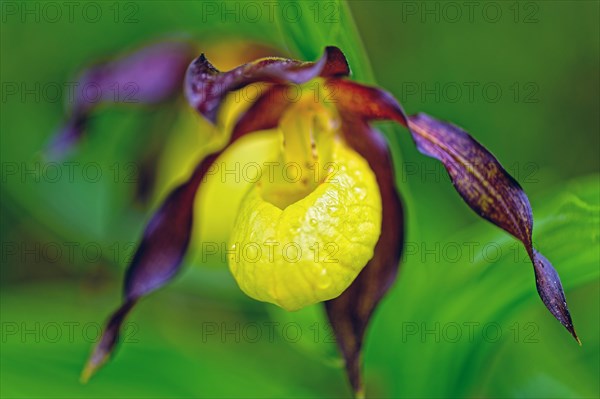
<box><xmin>228</xmin><ymin>140</ymin><xmax>382</xmax><ymax>311</ymax></box>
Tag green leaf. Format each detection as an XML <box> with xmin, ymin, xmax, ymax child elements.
<box><xmin>276</xmin><ymin>0</ymin><xmax>373</xmax><ymax>82</ymax></box>
<box><xmin>363</xmin><ymin>175</ymin><xmax>599</xmax><ymax>398</ymax></box>
<box><xmin>0</xmin><ymin>282</ymin><xmax>346</xmax><ymax>398</ymax></box>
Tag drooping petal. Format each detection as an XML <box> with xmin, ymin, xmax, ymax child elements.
<box><xmin>225</xmin><ymin>70</ymin><xmax>405</xmax><ymax>395</ymax></box>
<box><xmin>325</xmin><ymin>114</ymin><xmax>405</xmax><ymax>397</ymax></box>
<box><xmin>330</xmin><ymin>77</ymin><xmax>578</xmax><ymax>343</ymax></box>
<box><xmin>80</xmin><ymin>47</ymin><xmax>348</xmax><ymax>380</ymax></box>
<box><xmin>48</xmin><ymin>40</ymin><xmax>196</xmax><ymax>158</ymax></box>
<box><xmin>81</xmin><ymin>153</ymin><xmax>212</xmax><ymax>382</ymax></box>
<box><xmin>80</xmin><ymin>300</ymin><xmax>135</xmax><ymax>382</ymax></box>
<box><xmin>185</xmin><ymin>46</ymin><xmax>349</xmax><ymax>123</ymax></box>
<box><xmin>81</xmin><ymin>122</ymin><xmax>262</xmax><ymax>381</ymax></box>
<box><xmin>407</xmin><ymin>113</ymin><xmax>579</xmax><ymax>342</ymax></box>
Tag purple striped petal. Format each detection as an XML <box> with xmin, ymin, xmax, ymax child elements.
<box><xmin>407</xmin><ymin>113</ymin><xmax>579</xmax><ymax>342</ymax></box>
<box><xmin>329</xmin><ymin>78</ymin><xmax>578</xmax><ymax>343</ymax></box>
<box><xmin>81</xmin><ymin>154</ymin><xmax>211</xmax><ymax>382</ymax></box>
<box><xmin>81</xmin><ymin>121</ymin><xmax>262</xmax><ymax>381</ymax></box>
<box><xmin>185</xmin><ymin>46</ymin><xmax>349</xmax><ymax>123</ymax></box>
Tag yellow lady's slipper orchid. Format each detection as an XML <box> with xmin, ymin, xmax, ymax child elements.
<box><xmin>52</xmin><ymin>41</ymin><xmax>578</xmax><ymax>397</ymax></box>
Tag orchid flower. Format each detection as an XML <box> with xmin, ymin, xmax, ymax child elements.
<box><xmin>53</xmin><ymin>41</ymin><xmax>579</xmax><ymax>397</ymax></box>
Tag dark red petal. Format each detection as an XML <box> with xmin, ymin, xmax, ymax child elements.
<box><xmin>47</xmin><ymin>40</ymin><xmax>195</xmax><ymax>159</ymax></box>
<box><xmin>330</xmin><ymin>77</ymin><xmax>578</xmax><ymax>343</ymax></box>
<box><xmin>80</xmin><ymin>301</ymin><xmax>135</xmax><ymax>382</ymax></box>
<box><xmin>232</xmin><ymin>84</ymin><xmax>293</xmax><ymax>136</ymax></box>
<box><xmin>326</xmin><ymin>79</ymin><xmax>408</xmax><ymax>126</ymax></box>
<box><xmin>325</xmin><ymin>114</ymin><xmax>405</xmax><ymax>396</ymax></box>
<box><xmin>122</xmin><ymin>156</ymin><xmax>215</xmax><ymax>300</ymax></box>
<box><xmin>185</xmin><ymin>46</ymin><xmax>349</xmax><ymax>123</ymax></box>
<box><xmin>407</xmin><ymin>113</ymin><xmax>579</xmax><ymax>342</ymax></box>
<box><xmin>82</xmin><ymin>124</ymin><xmax>260</xmax><ymax>381</ymax></box>
<box><xmin>81</xmin><ymin>154</ymin><xmax>212</xmax><ymax>382</ymax></box>
<box><xmin>81</xmin><ymin>49</ymin><xmax>348</xmax><ymax>380</ymax></box>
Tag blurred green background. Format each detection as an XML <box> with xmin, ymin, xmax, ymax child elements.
<box><xmin>1</xmin><ymin>1</ymin><xmax>598</xmax><ymax>398</ymax></box>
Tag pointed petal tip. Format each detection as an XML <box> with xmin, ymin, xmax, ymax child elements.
<box><xmin>323</xmin><ymin>46</ymin><xmax>350</xmax><ymax>76</ymax></box>
<box><xmin>403</xmin><ymin>114</ymin><xmax>579</xmax><ymax>346</ymax></box>
<box><xmin>354</xmin><ymin>386</ymin><xmax>366</xmax><ymax>399</ymax></box>
<box><xmin>79</xmin><ymin>363</ymin><xmax>93</xmax><ymax>384</ymax></box>
<box><xmin>557</xmin><ymin>304</ymin><xmax>579</xmax><ymax>344</ymax></box>
<box><xmin>555</xmin><ymin>313</ymin><xmax>580</xmax><ymax>345</ymax></box>
<box><xmin>532</xmin><ymin>251</ymin><xmax>581</xmax><ymax>346</ymax></box>
<box><xmin>565</xmin><ymin>323</ymin><xmax>581</xmax><ymax>345</ymax></box>
<box><xmin>79</xmin><ymin>350</ymin><xmax>108</xmax><ymax>384</ymax></box>
<box><xmin>194</xmin><ymin>54</ymin><xmax>214</xmax><ymax>72</ymax></box>
<box><xmin>546</xmin><ymin>301</ymin><xmax>581</xmax><ymax>346</ymax></box>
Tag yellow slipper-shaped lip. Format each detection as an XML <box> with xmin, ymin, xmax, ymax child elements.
<box><xmin>228</xmin><ymin>141</ymin><xmax>382</xmax><ymax>311</ymax></box>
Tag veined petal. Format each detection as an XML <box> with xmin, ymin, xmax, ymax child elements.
<box><xmin>408</xmin><ymin>114</ymin><xmax>532</xmax><ymax>246</ymax></box>
<box><xmin>81</xmin><ymin>119</ymin><xmax>263</xmax><ymax>381</ymax></box>
<box><xmin>326</xmin><ymin>115</ymin><xmax>405</xmax><ymax>397</ymax></box>
<box><xmin>48</xmin><ymin>40</ymin><xmax>196</xmax><ymax>158</ymax></box>
<box><xmin>81</xmin><ymin>153</ymin><xmax>212</xmax><ymax>382</ymax></box>
<box><xmin>331</xmin><ymin>77</ymin><xmax>578</xmax><ymax>343</ymax></box>
<box><xmin>407</xmin><ymin>113</ymin><xmax>579</xmax><ymax>342</ymax></box>
<box><xmin>185</xmin><ymin>46</ymin><xmax>349</xmax><ymax>123</ymax></box>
